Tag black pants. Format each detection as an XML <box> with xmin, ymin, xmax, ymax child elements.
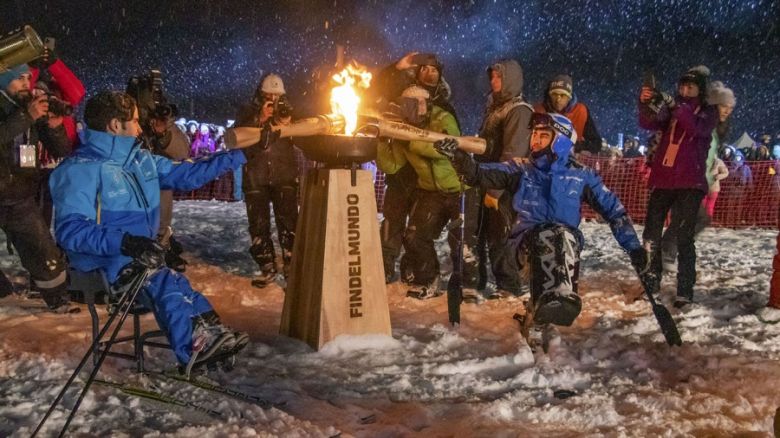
<box><xmin>36</xmin><ymin>170</ymin><xmax>54</xmax><ymax>228</ymax></box>
<box><xmin>380</xmin><ymin>166</ymin><xmax>417</xmax><ymax>279</ymax></box>
<box><xmin>463</xmin><ymin>189</ymin><xmax>523</xmax><ymax>293</ymax></box>
<box><xmin>245</xmin><ymin>184</ymin><xmax>298</xmax><ymax>272</ymax></box>
<box><xmin>0</xmin><ymin>196</ymin><xmax>68</xmax><ymax>304</ymax></box>
<box><xmin>661</xmin><ymin>202</ymin><xmax>710</xmax><ymax>263</ymax></box>
<box><xmin>643</xmin><ymin>188</ymin><xmax>706</xmax><ymax>299</ymax></box>
<box><xmin>403</xmin><ymin>189</ymin><xmax>461</xmax><ymax>287</ymax></box>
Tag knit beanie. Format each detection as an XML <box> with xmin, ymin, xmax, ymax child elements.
<box><xmin>548</xmin><ymin>74</ymin><xmax>573</xmax><ymax>98</ymax></box>
<box><xmin>678</xmin><ymin>65</ymin><xmax>710</xmax><ymax>94</ymax></box>
<box><xmin>0</xmin><ymin>64</ymin><xmax>30</xmax><ymax>90</ymax></box>
<box><xmin>708</xmin><ymin>81</ymin><xmax>736</xmax><ymax>107</ymax></box>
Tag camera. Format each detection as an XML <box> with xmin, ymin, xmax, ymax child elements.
<box><xmin>126</xmin><ymin>69</ymin><xmax>178</xmax><ymax>125</ymax></box>
<box><xmin>274</xmin><ymin>95</ymin><xmax>293</xmax><ymax>120</ymax></box>
<box><xmin>33</xmin><ymin>82</ymin><xmax>73</xmax><ymax>117</ymax></box>
<box><xmin>47</xmin><ymin>95</ymin><xmax>73</xmax><ymax>117</ymax></box>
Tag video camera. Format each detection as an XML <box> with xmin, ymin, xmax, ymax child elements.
<box><xmin>125</xmin><ymin>69</ymin><xmax>178</xmax><ymax>126</ymax></box>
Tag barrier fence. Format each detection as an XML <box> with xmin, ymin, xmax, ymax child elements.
<box><xmin>174</xmin><ymin>156</ymin><xmax>780</xmax><ymax>229</ymax></box>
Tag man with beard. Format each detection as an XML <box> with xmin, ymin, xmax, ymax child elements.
<box><xmin>376</xmin><ymin>85</ymin><xmax>462</xmax><ymax>299</ymax></box>
<box><xmin>0</xmin><ymin>64</ymin><xmax>72</xmax><ymax>311</ymax></box>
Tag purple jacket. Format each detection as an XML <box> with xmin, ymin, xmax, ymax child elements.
<box><xmin>639</xmin><ymin>96</ymin><xmax>718</xmax><ymax>192</ymax></box>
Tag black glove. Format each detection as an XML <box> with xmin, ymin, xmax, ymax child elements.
<box><xmin>629</xmin><ymin>247</ymin><xmax>648</xmax><ymax>274</ymax></box>
<box><xmin>629</xmin><ymin>247</ymin><xmax>657</xmax><ymax>291</ymax></box>
<box><xmin>120</xmin><ymin>234</ymin><xmax>166</xmax><ymax>269</ymax></box>
<box><xmin>434</xmin><ymin>138</ymin><xmax>459</xmax><ymax>160</ymax></box>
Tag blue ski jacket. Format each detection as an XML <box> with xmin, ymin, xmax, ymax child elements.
<box><xmin>50</xmin><ymin>129</ymin><xmax>247</xmax><ymax>282</ymax></box>
<box><xmin>455</xmin><ymin>140</ymin><xmax>641</xmax><ymax>253</ymax></box>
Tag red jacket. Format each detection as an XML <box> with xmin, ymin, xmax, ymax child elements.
<box><xmin>31</xmin><ymin>59</ymin><xmax>86</xmax><ymax>150</ymax></box>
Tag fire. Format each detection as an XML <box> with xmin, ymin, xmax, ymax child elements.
<box><xmin>330</xmin><ymin>63</ymin><xmax>372</xmax><ymax>135</ymax></box>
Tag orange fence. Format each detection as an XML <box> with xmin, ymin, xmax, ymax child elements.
<box><xmin>175</xmin><ymin>157</ymin><xmax>780</xmax><ymax>229</ymax></box>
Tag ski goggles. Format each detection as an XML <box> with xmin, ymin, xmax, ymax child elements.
<box><xmin>529</xmin><ymin>112</ymin><xmax>573</xmax><ymax>139</ymax></box>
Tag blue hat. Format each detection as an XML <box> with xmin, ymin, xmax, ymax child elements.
<box><xmin>0</xmin><ymin>64</ymin><xmax>30</xmax><ymax>90</ymax></box>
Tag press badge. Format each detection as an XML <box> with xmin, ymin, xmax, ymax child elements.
<box><xmin>16</xmin><ymin>144</ymin><xmax>38</xmax><ymax>168</ymax></box>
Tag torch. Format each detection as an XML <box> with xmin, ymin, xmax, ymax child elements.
<box><xmin>225</xmin><ymin>114</ymin><xmax>486</xmax><ymax>155</ymax></box>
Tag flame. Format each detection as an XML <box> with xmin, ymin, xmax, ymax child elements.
<box><xmin>330</xmin><ymin>63</ymin><xmax>372</xmax><ymax>135</ymax></box>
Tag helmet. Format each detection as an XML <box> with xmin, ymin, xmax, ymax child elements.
<box><xmin>260</xmin><ymin>73</ymin><xmax>285</xmax><ymax>95</ymax></box>
<box><xmin>529</xmin><ymin>112</ymin><xmax>578</xmax><ymax>160</ymax></box>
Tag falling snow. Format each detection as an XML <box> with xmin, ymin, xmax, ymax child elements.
<box><xmin>2</xmin><ymin>0</ymin><xmax>778</xmax><ymax>143</ymax></box>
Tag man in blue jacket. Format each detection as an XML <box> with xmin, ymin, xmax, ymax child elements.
<box><xmin>49</xmin><ymin>91</ymin><xmax>250</xmax><ymax>374</ymax></box>
<box><xmin>435</xmin><ymin>113</ymin><xmax>651</xmax><ymax>346</ymax></box>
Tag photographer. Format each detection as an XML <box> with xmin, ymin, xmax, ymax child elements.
<box><xmin>0</xmin><ymin>64</ymin><xmax>73</xmax><ymax>312</ymax></box>
<box><xmin>126</xmin><ymin>69</ymin><xmax>191</xmax><ymax>272</ymax></box>
<box><xmin>29</xmin><ymin>41</ymin><xmax>86</xmax><ymax>227</ymax></box>
<box><xmin>235</xmin><ymin>73</ymin><xmax>298</xmax><ymax>288</ymax></box>
<box><xmin>639</xmin><ymin>65</ymin><xmax>718</xmax><ymax>309</ymax></box>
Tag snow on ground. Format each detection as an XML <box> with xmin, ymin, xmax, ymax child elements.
<box><xmin>1</xmin><ymin>200</ymin><xmax>779</xmax><ymax>437</ymax></box>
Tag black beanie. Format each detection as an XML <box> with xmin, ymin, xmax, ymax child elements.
<box><xmin>679</xmin><ymin>65</ymin><xmax>710</xmax><ymax>95</ymax></box>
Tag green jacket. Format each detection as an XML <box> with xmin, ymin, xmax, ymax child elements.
<box><xmin>376</xmin><ymin>105</ymin><xmax>465</xmax><ymax>193</ymax></box>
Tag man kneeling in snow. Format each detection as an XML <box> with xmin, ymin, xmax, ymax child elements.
<box><xmin>49</xmin><ymin>91</ymin><xmax>250</xmax><ymax>374</ymax></box>
<box><xmin>434</xmin><ymin>113</ymin><xmax>653</xmax><ymax>349</ymax></box>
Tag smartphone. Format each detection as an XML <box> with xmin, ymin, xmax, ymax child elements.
<box><xmin>641</xmin><ymin>70</ymin><xmax>656</xmax><ymax>90</ymax></box>
<box><xmin>44</xmin><ymin>37</ymin><xmax>56</xmax><ymax>50</ymax></box>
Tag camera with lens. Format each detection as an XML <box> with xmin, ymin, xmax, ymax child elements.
<box><xmin>33</xmin><ymin>82</ymin><xmax>73</xmax><ymax>117</ymax></box>
<box><xmin>126</xmin><ymin>69</ymin><xmax>178</xmax><ymax>126</ymax></box>
<box><xmin>273</xmin><ymin>94</ymin><xmax>293</xmax><ymax>120</ymax></box>
<box><xmin>47</xmin><ymin>95</ymin><xmax>73</xmax><ymax>117</ymax></box>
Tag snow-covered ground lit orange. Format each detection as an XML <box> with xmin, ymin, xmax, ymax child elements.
<box><xmin>1</xmin><ymin>200</ymin><xmax>778</xmax><ymax>436</ymax></box>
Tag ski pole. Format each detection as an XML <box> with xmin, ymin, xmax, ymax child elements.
<box><xmin>32</xmin><ymin>267</ymin><xmax>150</xmax><ymax>437</ymax></box>
<box><xmin>447</xmin><ymin>178</ymin><xmax>465</xmax><ymax>326</ymax></box>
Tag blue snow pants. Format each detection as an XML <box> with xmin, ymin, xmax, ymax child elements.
<box><xmin>134</xmin><ymin>268</ymin><xmax>214</xmax><ymax>365</ymax></box>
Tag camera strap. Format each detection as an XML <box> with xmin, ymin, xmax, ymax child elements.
<box><xmin>662</xmin><ymin>120</ymin><xmax>684</xmax><ymax>168</ymax></box>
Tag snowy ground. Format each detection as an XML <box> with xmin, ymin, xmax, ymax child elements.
<box><xmin>1</xmin><ymin>200</ymin><xmax>779</xmax><ymax>437</ymax></box>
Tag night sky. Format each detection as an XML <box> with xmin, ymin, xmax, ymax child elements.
<box><xmin>1</xmin><ymin>0</ymin><xmax>778</xmax><ymax>145</ymax></box>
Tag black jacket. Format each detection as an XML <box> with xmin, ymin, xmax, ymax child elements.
<box><xmin>0</xmin><ymin>92</ymin><xmax>70</xmax><ymax>201</ymax></box>
<box><xmin>235</xmin><ymin>102</ymin><xmax>298</xmax><ymax>190</ymax></box>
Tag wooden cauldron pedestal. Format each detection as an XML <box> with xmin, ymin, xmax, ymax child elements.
<box><xmin>280</xmin><ymin>136</ymin><xmax>390</xmax><ymax>350</ymax></box>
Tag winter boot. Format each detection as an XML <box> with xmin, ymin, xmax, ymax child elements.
<box><xmin>406</xmin><ymin>277</ymin><xmax>442</xmax><ymax>300</ymax></box>
<box><xmin>756</xmin><ymin>305</ymin><xmax>780</xmax><ymax>324</ymax></box>
<box><xmin>673</xmin><ymin>295</ymin><xmax>693</xmax><ymax>310</ymax></box>
<box><xmin>487</xmin><ymin>288</ymin><xmax>516</xmax><ymax>300</ymax></box>
<box><xmin>185</xmin><ymin>317</ymin><xmax>243</xmax><ymax>377</ymax></box>
<box><xmin>462</xmin><ymin>288</ymin><xmax>485</xmax><ymax>304</ymax></box>
<box><xmin>0</xmin><ymin>271</ymin><xmax>13</xmax><ymax>298</ymax></box>
<box><xmin>251</xmin><ymin>263</ymin><xmax>277</xmax><ymax>288</ymax></box>
<box><xmin>41</xmin><ymin>284</ymin><xmax>80</xmax><ymax>314</ymax></box>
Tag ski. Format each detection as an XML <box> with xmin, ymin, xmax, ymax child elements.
<box><xmin>151</xmin><ymin>370</ymin><xmax>285</xmax><ymax>409</ymax></box>
<box><xmin>93</xmin><ymin>378</ymin><xmax>224</xmax><ymax>418</ymax></box>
